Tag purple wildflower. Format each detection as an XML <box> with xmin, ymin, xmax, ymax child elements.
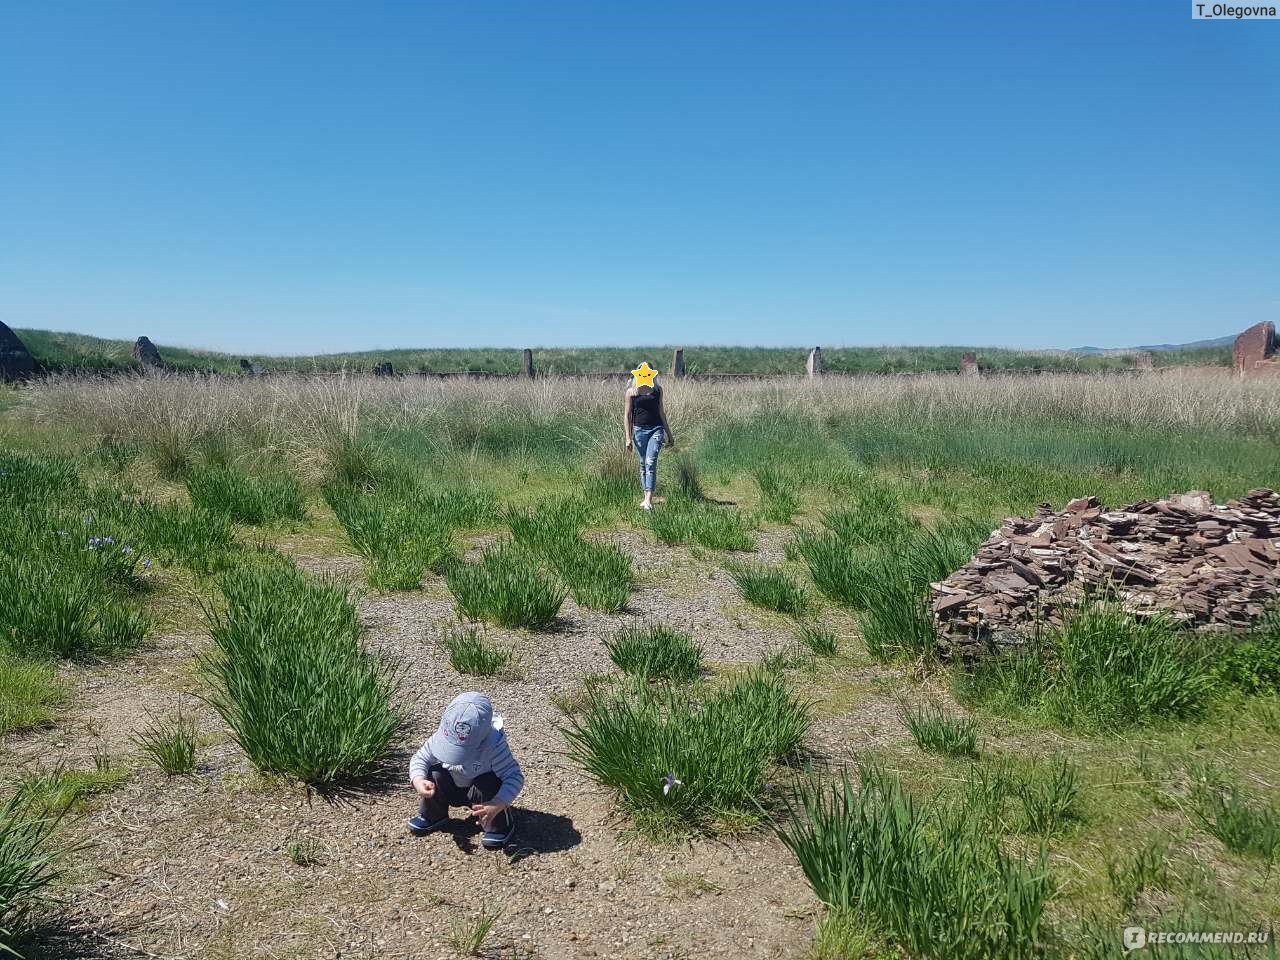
<box><xmin>661</xmin><ymin>771</ymin><xmax>682</xmax><ymax>796</ymax></box>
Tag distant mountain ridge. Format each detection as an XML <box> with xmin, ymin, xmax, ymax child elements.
<box><xmin>1069</xmin><ymin>335</ymin><xmax>1235</xmax><ymax>355</ymax></box>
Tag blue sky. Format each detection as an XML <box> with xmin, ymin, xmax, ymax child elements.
<box><xmin>1</xmin><ymin>1</ymin><xmax>1276</xmax><ymax>354</ymax></box>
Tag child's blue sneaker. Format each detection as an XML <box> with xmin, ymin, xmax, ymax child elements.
<box><xmin>481</xmin><ymin>810</ymin><xmax>516</xmax><ymax>850</ymax></box>
<box><xmin>407</xmin><ymin>814</ymin><xmax>449</xmax><ymax>837</ymax></box>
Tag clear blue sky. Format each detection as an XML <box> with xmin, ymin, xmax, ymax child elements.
<box><xmin>2</xmin><ymin>1</ymin><xmax>1276</xmax><ymax>354</ymax></box>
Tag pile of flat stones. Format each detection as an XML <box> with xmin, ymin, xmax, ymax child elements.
<box><xmin>933</xmin><ymin>489</ymin><xmax>1280</xmax><ymax>658</ymax></box>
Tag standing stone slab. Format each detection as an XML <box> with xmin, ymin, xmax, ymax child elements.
<box><xmin>806</xmin><ymin>347</ymin><xmax>822</xmax><ymax>378</ymax></box>
<box><xmin>960</xmin><ymin>352</ymin><xmax>979</xmax><ymax>378</ymax></box>
<box><xmin>0</xmin><ymin>321</ymin><xmax>36</xmax><ymax>381</ymax></box>
<box><xmin>1134</xmin><ymin>351</ymin><xmax>1154</xmax><ymax>371</ymax></box>
<box><xmin>1233</xmin><ymin>321</ymin><xmax>1277</xmax><ymax>376</ymax></box>
<box><xmin>670</xmin><ymin>348</ymin><xmax>685</xmax><ymax>378</ymax></box>
<box><xmin>522</xmin><ymin>348</ymin><xmax>536</xmax><ymax>379</ymax></box>
<box><xmin>133</xmin><ymin>336</ymin><xmax>166</xmax><ymax>371</ymax></box>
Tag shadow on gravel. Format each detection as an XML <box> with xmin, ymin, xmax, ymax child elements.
<box><xmin>14</xmin><ymin>920</ymin><xmax>126</xmax><ymax>959</ymax></box>
<box><xmin>306</xmin><ymin>751</ymin><xmax>415</xmax><ymax>806</ymax></box>
<box><xmin>440</xmin><ymin>807</ymin><xmax>582</xmax><ymax>859</ymax></box>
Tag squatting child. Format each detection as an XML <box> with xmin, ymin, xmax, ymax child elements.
<box><xmin>407</xmin><ymin>691</ymin><xmax>523</xmax><ymax>849</ymax></box>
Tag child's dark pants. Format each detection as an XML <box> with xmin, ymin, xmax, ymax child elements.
<box><xmin>419</xmin><ymin>764</ymin><xmax>513</xmax><ymax>832</ymax></box>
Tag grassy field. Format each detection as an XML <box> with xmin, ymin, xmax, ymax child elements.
<box><xmin>14</xmin><ymin>326</ymin><xmax>1233</xmax><ymax>375</ymax></box>
<box><xmin>0</xmin><ymin>370</ymin><xmax>1277</xmax><ymax>958</ymax></box>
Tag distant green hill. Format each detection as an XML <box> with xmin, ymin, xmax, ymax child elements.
<box><xmin>11</xmin><ymin>327</ymin><xmax>1232</xmax><ymax>376</ymax></box>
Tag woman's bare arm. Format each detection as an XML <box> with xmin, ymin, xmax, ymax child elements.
<box><xmin>623</xmin><ymin>388</ymin><xmax>634</xmax><ymax>448</ymax></box>
<box><xmin>657</xmin><ymin>391</ymin><xmax>675</xmax><ymax>448</ymax></box>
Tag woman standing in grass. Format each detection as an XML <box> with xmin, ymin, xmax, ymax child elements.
<box><xmin>624</xmin><ymin>363</ymin><xmax>675</xmax><ymax>510</ymax></box>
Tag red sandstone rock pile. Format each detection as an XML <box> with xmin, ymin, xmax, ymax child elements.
<box><xmin>933</xmin><ymin>489</ymin><xmax>1280</xmax><ymax>658</ymax></box>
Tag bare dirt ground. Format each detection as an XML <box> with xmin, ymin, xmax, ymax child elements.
<box><xmin>1</xmin><ymin>528</ymin><xmax>889</xmax><ymax>960</ymax></box>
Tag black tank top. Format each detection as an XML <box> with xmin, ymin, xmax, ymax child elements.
<box><xmin>630</xmin><ymin>387</ymin><xmax>662</xmax><ymax>427</ymax></box>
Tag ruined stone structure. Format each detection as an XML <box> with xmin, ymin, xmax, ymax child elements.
<box><xmin>1233</xmin><ymin>321</ymin><xmax>1278</xmax><ymax>377</ymax></box>
<box><xmin>1134</xmin><ymin>351</ymin><xmax>1154</xmax><ymax>371</ymax></box>
<box><xmin>806</xmin><ymin>347</ymin><xmax>822</xmax><ymax>378</ymax></box>
<box><xmin>671</xmin><ymin>348</ymin><xmax>685</xmax><ymax>378</ymax></box>
<box><xmin>960</xmin><ymin>352</ymin><xmax>979</xmax><ymax>378</ymax></box>
<box><xmin>933</xmin><ymin>489</ymin><xmax>1280</xmax><ymax>659</ymax></box>
<box><xmin>133</xmin><ymin>336</ymin><xmax>166</xmax><ymax>370</ymax></box>
<box><xmin>522</xmin><ymin>348</ymin><xmax>536</xmax><ymax>379</ymax></box>
<box><xmin>0</xmin><ymin>321</ymin><xmax>36</xmax><ymax>381</ymax></box>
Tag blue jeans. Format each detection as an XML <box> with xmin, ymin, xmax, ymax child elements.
<box><xmin>632</xmin><ymin>424</ymin><xmax>665</xmax><ymax>493</ymax></box>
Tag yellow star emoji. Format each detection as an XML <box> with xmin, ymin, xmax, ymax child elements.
<box><xmin>631</xmin><ymin>361</ymin><xmax>658</xmax><ymax>388</ymax></box>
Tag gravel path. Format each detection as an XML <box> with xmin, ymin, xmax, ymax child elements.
<box><xmin>1</xmin><ymin>527</ymin><xmax>895</xmax><ymax>960</ymax></box>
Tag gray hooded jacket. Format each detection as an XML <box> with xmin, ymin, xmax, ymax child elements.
<box><xmin>408</xmin><ymin>728</ymin><xmax>524</xmax><ymax>807</ymax></box>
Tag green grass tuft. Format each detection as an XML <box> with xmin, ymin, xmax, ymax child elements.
<box><xmin>563</xmin><ymin>668</ymin><xmax>811</xmax><ymax>833</ymax></box>
<box><xmin>446</xmin><ymin>542</ymin><xmax>565</xmax><ymax>630</ymax></box>
<box><xmin>547</xmin><ymin>537</ymin><xmax>632</xmax><ymax>613</ymax></box>
<box><xmin>133</xmin><ymin>707</ymin><xmax>199</xmax><ymax>776</ymax></box>
<box><xmin>777</xmin><ymin>763</ymin><xmax>1054</xmax><ymax>960</ymax></box>
<box><xmin>16</xmin><ymin>762</ymin><xmax>126</xmax><ymax>815</ymax></box>
<box><xmin>648</xmin><ymin>502</ymin><xmax>755</xmax><ymax>551</ymax></box>
<box><xmin>0</xmin><ymin>797</ymin><xmax>71</xmax><ymax>956</ymax></box>
<box><xmin>726</xmin><ymin>562</ymin><xmax>810</xmax><ymax>617</ymax></box>
<box><xmin>955</xmin><ymin>602</ymin><xmax>1220</xmax><ymax>732</ymax></box>
<box><xmin>186</xmin><ymin>465</ymin><xmax>306</xmax><ymax>525</ymax></box>
<box><xmin>668</xmin><ymin>454</ymin><xmax>704</xmax><ymax>503</ymax></box>
<box><xmin>0</xmin><ymin>651</ymin><xmax>63</xmax><ymax>735</ymax></box>
<box><xmin>606</xmin><ymin>624</ymin><xmax>704</xmax><ymax>683</ymax></box>
<box><xmin>796</xmin><ymin>623</ymin><xmax>838</xmax><ymax>658</ymax></box>
<box><xmin>201</xmin><ymin>561</ymin><xmax>405</xmax><ymax>784</ymax></box>
<box><xmin>1014</xmin><ymin>757</ymin><xmax>1082</xmax><ymax>835</ymax></box>
<box><xmin>898</xmin><ymin>701</ymin><xmax>979</xmax><ymax>757</ymax></box>
<box><xmin>754</xmin><ymin>465</ymin><xmax>801</xmax><ymax>524</ymax></box>
<box><xmin>1192</xmin><ymin>778</ymin><xmax>1280</xmax><ymax>862</ymax></box>
<box><xmin>326</xmin><ymin>484</ymin><xmax>456</xmax><ymax>590</ymax></box>
<box><xmin>438</xmin><ymin>626</ymin><xmax>514</xmax><ymax>677</ymax></box>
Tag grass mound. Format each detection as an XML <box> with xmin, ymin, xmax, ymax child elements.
<box><xmin>727</xmin><ymin>562</ymin><xmax>810</xmax><ymax>617</ymax></box>
<box><xmin>754</xmin><ymin>465</ymin><xmax>800</xmax><ymax>523</ymax></box>
<box><xmin>955</xmin><ymin>602</ymin><xmax>1220</xmax><ymax>732</ymax></box>
<box><xmin>606</xmin><ymin>624</ymin><xmax>704</xmax><ymax>683</ymax></box>
<box><xmin>0</xmin><ymin>652</ymin><xmax>63</xmax><ymax>736</ymax></box>
<box><xmin>326</xmin><ymin>484</ymin><xmax>456</xmax><ymax>590</ymax></box>
<box><xmin>438</xmin><ymin>626</ymin><xmax>514</xmax><ymax>677</ymax></box>
<box><xmin>899</xmin><ymin>701</ymin><xmax>979</xmax><ymax>757</ymax></box>
<box><xmin>186</xmin><ymin>465</ymin><xmax>306</xmax><ymax>525</ymax></box>
<box><xmin>794</xmin><ymin>515</ymin><xmax>984</xmax><ymax>660</ymax></box>
<box><xmin>505</xmin><ymin>499</ymin><xmax>633</xmax><ymax>612</ymax></box>
<box><xmin>202</xmin><ymin>560</ymin><xmax>404</xmax><ymax>784</ymax></box>
<box><xmin>562</xmin><ymin>667</ymin><xmax>812</xmax><ymax>834</ymax></box>
<box><xmin>796</xmin><ymin>623</ymin><xmax>838</xmax><ymax>658</ymax></box>
<box><xmin>547</xmin><ymin>537</ymin><xmax>632</xmax><ymax>613</ymax></box>
<box><xmin>446</xmin><ymin>541</ymin><xmax>566</xmax><ymax>630</ymax></box>
<box><xmin>0</xmin><ymin>797</ymin><xmax>70</xmax><ymax>956</ymax></box>
<box><xmin>133</xmin><ymin>707</ymin><xmax>199</xmax><ymax>776</ymax></box>
<box><xmin>0</xmin><ymin>512</ymin><xmax>150</xmax><ymax>658</ymax></box>
<box><xmin>648</xmin><ymin>502</ymin><xmax>755</xmax><ymax>551</ymax></box>
<box><xmin>777</xmin><ymin>763</ymin><xmax>1054</xmax><ymax>960</ymax></box>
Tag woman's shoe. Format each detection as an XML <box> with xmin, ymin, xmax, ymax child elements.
<box><xmin>407</xmin><ymin>814</ymin><xmax>450</xmax><ymax>836</ymax></box>
<box><xmin>482</xmin><ymin>810</ymin><xmax>516</xmax><ymax>850</ymax></box>
<box><xmin>640</xmin><ymin>501</ymin><xmax>653</xmax><ymax>510</ymax></box>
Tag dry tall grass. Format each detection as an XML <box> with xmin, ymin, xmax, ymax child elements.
<box><xmin>14</xmin><ymin>369</ymin><xmax>1280</xmax><ymax>451</ymax></box>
